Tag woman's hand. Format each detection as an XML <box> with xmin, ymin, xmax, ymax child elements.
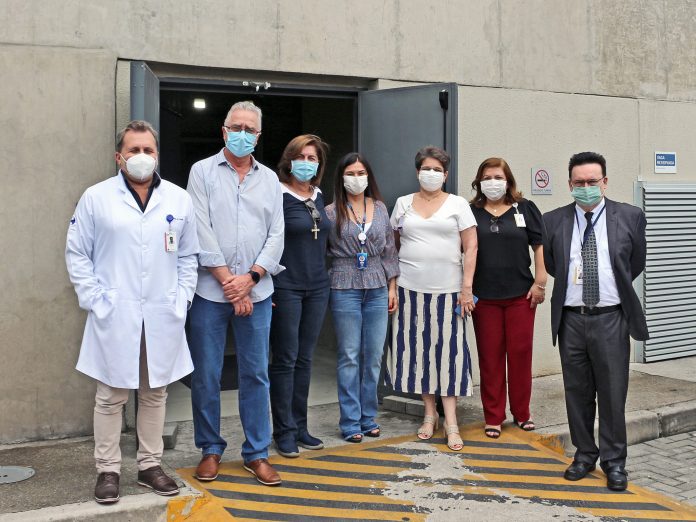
<box><xmin>458</xmin><ymin>286</ymin><xmax>476</xmax><ymax>316</ymax></box>
<box><xmin>526</xmin><ymin>283</ymin><xmax>545</xmax><ymax>308</ymax></box>
<box><xmin>388</xmin><ymin>287</ymin><xmax>398</xmax><ymax>314</ymax></box>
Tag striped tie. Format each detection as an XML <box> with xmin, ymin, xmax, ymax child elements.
<box><xmin>582</xmin><ymin>211</ymin><xmax>599</xmax><ymax>307</ymax></box>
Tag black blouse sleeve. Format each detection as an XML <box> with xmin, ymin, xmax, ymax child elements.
<box><xmin>522</xmin><ymin>199</ymin><xmax>544</xmax><ymax>246</ymax></box>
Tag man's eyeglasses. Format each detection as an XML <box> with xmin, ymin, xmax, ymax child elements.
<box><xmin>304</xmin><ymin>199</ymin><xmax>321</xmax><ymax>221</ymax></box>
<box><xmin>571</xmin><ymin>178</ymin><xmax>603</xmax><ymax>188</ymax></box>
<box><xmin>490</xmin><ymin>216</ymin><xmax>500</xmax><ymax>233</ymax></box>
<box><xmin>224</xmin><ymin>124</ymin><xmax>260</xmax><ymax>135</ymax></box>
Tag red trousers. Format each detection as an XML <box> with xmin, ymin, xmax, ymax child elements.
<box><xmin>471</xmin><ymin>294</ymin><xmax>536</xmax><ymax>425</ymax></box>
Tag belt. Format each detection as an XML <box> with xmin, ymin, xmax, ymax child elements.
<box><xmin>563</xmin><ymin>304</ymin><xmax>621</xmax><ymax>316</ymax></box>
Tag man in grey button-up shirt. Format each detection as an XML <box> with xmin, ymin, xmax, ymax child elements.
<box><xmin>186</xmin><ymin>101</ymin><xmax>285</xmax><ymax>486</ymax></box>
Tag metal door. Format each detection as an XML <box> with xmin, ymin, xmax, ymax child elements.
<box><xmin>130</xmin><ymin>61</ymin><xmax>160</xmax><ymax>132</ymax></box>
<box><xmin>358</xmin><ymin>83</ymin><xmax>458</xmax><ymax>210</ymax></box>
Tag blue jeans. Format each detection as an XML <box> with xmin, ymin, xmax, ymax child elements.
<box><xmin>330</xmin><ymin>287</ymin><xmax>388</xmax><ymax>439</ymax></box>
<box><xmin>269</xmin><ymin>286</ymin><xmax>330</xmax><ymax>444</ymax></box>
<box><xmin>187</xmin><ymin>294</ymin><xmax>272</xmax><ymax>463</ymax></box>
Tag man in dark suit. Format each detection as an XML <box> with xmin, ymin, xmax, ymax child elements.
<box><xmin>543</xmin><ymin>151</ymin><xmax>648</xmax><ymax>491</ymax></box>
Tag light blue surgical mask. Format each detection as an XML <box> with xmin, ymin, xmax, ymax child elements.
<box><xmin>225</xmin><ymin>130</ymin><xmax>257</xmax><ymax>158</ymax></box>
<box><xmin>571</xmin><ymin>185</ymin><xmax>602</xmax><ymax>207</ymax></box>
<box><xmin>290</xmin><ymin>160</ymin><xmax>319</xmax><ymax>182</ymax></box>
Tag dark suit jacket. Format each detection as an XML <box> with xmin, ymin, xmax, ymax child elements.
<box><xmin>543</xmin><ymin>197</ymin><xmax>649</xmax><ymax>345</ymax></box>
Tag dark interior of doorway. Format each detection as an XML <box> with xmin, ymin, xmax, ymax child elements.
<box><xmin>159</xmin><ymin>87</ymin><xmax>355</xmax><ymax>393</ymax></box>
<box><xmin>159</xmin><ymin>88</ymin><xmax>356</xmax><ymax>204</ymax></box>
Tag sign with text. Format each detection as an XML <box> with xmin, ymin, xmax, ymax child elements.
<box><xmin>655</xmin><ymin>152</ymin><xmax>677</xmax><ymax>174</ymax></box>
<box><xmin>531</xmin><ymin>167</ymin><xmax>552</xmax><ymax>195</ymax></box>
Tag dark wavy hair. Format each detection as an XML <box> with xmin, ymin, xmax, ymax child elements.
<box><xmin>333</xmin><ymin>153</ymin><xmax>384</xmax><ymax>238</ymax></box>
<box><xmin>470</xmin><ymin>157</ymin><xmax>523</xmax><ymax>207</ymax></box>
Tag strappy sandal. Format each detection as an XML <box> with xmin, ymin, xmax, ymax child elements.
<box><xmin>346</xmin><ymin>434</ymin><xmax>363</xmax><ymax>443</ymax></box>
<box><xmin>365</xmin><ymin>428</ymin><xmax>381</xmax><ymax>438</ymax></box>
<box><xmin>514</xmin><ymin>418</ymin><xmax>536</xmax><ymax>431</ymax></box>
<box><xmin>444</xmin><ymin>424</ymin><xmax>463</xmax><ymax>451</ymax></box>
<box><xmin>484</xmin><ymin>426</ymin><xmax>501</xmax><ymax>439</ymax></box>
<box><xmin>417</xmin><ymin>414</ymin><xmax>439</xmax><ymax>440</ymax></box>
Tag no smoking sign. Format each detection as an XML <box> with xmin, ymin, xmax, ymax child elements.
<box><xmin>531</xmin><ymin>166</ymin><xmax>553</xmax><ymax>195</ymax></box>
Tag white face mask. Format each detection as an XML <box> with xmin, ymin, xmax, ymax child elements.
<box><xmin>343</xmin><ymin>175</ymin><xmax>369</xmax><ymax>195</ymax></box>
<box><xmin>480</xmin><ymin>179</ymin><xmax>507</xmax><ymax>201</ymax></box>
<box><xmin>121</xmin><ymin>153</ymin><xmax>157</xmax><ymax>183</ymax></box>
<box><xmin>418</xmin><ymin>168</ymin><xmax>445</xmax><ymax>191</ymax></box>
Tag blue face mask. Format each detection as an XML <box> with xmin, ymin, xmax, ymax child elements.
<box><xmin>291</xmin><ymin>160</ymin><xmax>319</xmax><ymax>182</ymax></box>
<box><xmin>225</xmin><ymin>130</ymin><xmax>257</xmax><ymax>158</ymax></box>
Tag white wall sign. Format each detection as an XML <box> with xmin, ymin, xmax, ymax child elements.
<box><xmin>531</xmin><ymin>167</ymin><xmax>552</xmax><ymax>195</ymax></box>
<box><xmin>655</xmin><ymin>152</ymin><xmax>677</xmax><ymax>174</ymax></box>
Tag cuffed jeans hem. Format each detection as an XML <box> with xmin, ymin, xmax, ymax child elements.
<box><xmin>200</xmin><ymin>447</ymin><xmax>225</xmax><ymax>457</ymax></box>
<box><xmin>243</xmin><ymin>450</ymin><xmax>269</xmax><ymax>464</ymax></box>
<box><xmin>361</xmin><ymin>423</ymin><xmax>380</xmax><ymax>434</ymax></box>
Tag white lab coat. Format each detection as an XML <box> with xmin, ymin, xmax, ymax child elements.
<box><xmin>66</xmin><ymin>173</ymin><xmax>199</xmax><ymax>389</ymax></box>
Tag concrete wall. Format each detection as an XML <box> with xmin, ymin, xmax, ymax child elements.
<box><xmin>2</xmin><ymin>1</ymin><xmax>696</xmax><ymax>441</ymax></box>
<box><xmin>0</xmin><ymin>45</ymin><xmax>116</xmax><ymax>442</ymax></box>
<box><xmin>1</xmin><ymin>1</ymin><xmax>696</xmax><ymax>101</ymax></box>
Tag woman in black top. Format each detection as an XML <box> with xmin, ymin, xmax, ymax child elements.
<box><xmin>469</xmin><ymin>157</ymin><xmax>548</xmax><ymax>439</ymax></box>
<box><xmin>269</xmin><ymin>134</ymin><xmax>331</xmax><ymax>458</ymax></box>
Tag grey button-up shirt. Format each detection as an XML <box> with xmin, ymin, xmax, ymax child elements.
<box><xmin>187</xmin><ymin>149</ymin><xmax>284</xmax><ymax>303</ymax></box>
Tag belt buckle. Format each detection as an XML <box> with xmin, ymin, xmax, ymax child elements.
<box><xmin>579</xmin><ymin>306</ymin><xmax>586</xmax><ymax>315</ymax></box>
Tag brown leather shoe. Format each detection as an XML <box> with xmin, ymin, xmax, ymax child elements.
<box><xmin>137</xmin><ymin>466</ymin><xmax>180</xmax><ymax>496</ymax></box>
<box><xmin>195</xmin><ymin>453</ymin><xmax>221</xmax><ymax>482</ymax></box>
<box><xmin>243</xmin><ymin>458</ymin><xmax>281</xmax><ymax>486</ymax></box>
<box><xmin>94</xmin><ymin>472</ymin><xmax>120</xmax><ymax>504</ymax></box>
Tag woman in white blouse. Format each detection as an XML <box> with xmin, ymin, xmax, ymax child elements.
<box><xmin>387</xmin><ymin>146</ymin><xmax>478</xmax><ymax>451</ymax></box>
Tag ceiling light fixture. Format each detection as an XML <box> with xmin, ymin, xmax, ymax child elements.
<box><xmin>193</xmin><ymin>98</ymin><xmax>206</xmax><ymax>110</ymax></box>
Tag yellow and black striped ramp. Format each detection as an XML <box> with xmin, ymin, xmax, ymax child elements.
<box><xmin>171</xmin><ymin>424</ymin><xmax>696</xmax><ymax>521</ymax></box>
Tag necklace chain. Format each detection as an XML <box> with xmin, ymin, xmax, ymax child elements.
<box><xmin>420</xmin><ymin>191</ymin><xmax>444</xmax><ymax>202</ymax></box>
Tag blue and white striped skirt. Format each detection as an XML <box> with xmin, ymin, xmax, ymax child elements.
<box><xmin>385</xmin><ymin>287</ymin><xmax>472</xmax><ymax>397</ymax></box>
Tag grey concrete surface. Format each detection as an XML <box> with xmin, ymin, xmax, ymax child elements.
<box><xmin>629</xmin><ymin>430</ymin><xmax>696</xmax><ymax>507</ymax></box>
<box><xmin>2</xmin><ymin>362</ymin><xmax>696</xmax><ymax>521</ymax></box>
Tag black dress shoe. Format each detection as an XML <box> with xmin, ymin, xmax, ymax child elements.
<box><xmin>605</xmin><ymin>465</ymin><xmax>628</xmax><ymax>491</ymax></box>
<box><xmin>564</xmin><ymin>460</ymin><xmax>596</xmax><ymax>481</ymax></box>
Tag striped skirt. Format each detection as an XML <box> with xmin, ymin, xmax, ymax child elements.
<box><xmin>385</xmin><ymin>287</ymin><xmax>472</xmax><ymax>397</ymax></box>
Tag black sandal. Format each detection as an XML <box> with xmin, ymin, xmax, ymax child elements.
<box><xmin>346</xmin><ymin>434</ymin><xmax>363</xmax><ymax>443</ymax></box>
<box><xmin>365</xmin><ymin>428</ymin><xmax>381</xmax><ymax>438</ymax></box>
<box><xmin>514</xmin><ymin>419</ymin><xmax>536</xmax><ymax>431</ymax></box>
<box><xmin>484</xmin><ymin>427</ymin><xmax>501</xmax><ymax>439</ymax></box>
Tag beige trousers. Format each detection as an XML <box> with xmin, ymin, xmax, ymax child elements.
<box><xmin>93</xmin><ymin>328</ymin><xmax>168</xmax><ymax>474</ymax></box>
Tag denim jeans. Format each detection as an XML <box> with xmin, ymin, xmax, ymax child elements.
<box><xmin>330</xmin><ymin>287</ymin><xmax>388</xmax><ymax>439</ymax></box>
<box><xmin>187</xmin><ymin>294</ymin><xmax>272</xmax><ymax>463</ymax></box>
<box><xmin>269</xmin><ymin>285</ymin><xmax>330</xmax><ymax>445</ymax></box>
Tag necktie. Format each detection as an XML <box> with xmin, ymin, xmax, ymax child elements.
<box><xmin>582</xmin><ymin>211</ymin><xmax>599</xmax><ymax>307</ymax></box>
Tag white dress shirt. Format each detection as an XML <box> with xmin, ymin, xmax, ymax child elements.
<box><xmin>564</xmin><ymin>198</ymin><xmax>620</xmax><ymax>306</ymax></box>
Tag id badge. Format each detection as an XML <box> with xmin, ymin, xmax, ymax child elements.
<box><xmin>165</xmin><ymin>231</ymin><xmax>178</xmax><ymax>252</ymax></box>
<box><xmin>514</xmin><ymin>213</ymin><xmax>526</xmax><ymax>227</ymax></box>
<box><xmin>573</xmin><ymin>263</ymin><xmax>583</xmax><ymax>285</ymax></box>
<box><xmin>356</xmin><ymin>252</ymin><xmax>368</xmax><ymax>270</ymax></box>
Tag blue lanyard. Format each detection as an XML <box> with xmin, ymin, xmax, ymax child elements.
<box><xmin>574</xmin><ymin>205</ymin><xmax>606</xmax><ymax>250</ymax></box>
<box><xmin>347</xmin><ymin>197</ymin><xmax>367</xmax><ymax>239</ymax></box>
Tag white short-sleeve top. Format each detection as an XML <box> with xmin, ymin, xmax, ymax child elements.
<box><xmin>390</xmin><ymin>193</ymin><xmax>477</xmax><ymax>294</ymax></box>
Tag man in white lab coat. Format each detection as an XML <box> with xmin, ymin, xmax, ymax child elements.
<box><xmin>66</xmin><ymin>120</ymin><xmax>199</xmax><ymax>504</ymax></box>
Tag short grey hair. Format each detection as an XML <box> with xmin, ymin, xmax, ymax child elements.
<box><xmin>224</xmin><ymin>101</ymin><xmax>262</xmax><ymax>130</ymax></box>
<box><xmin>115</xmin><ymin>120</ymin><xmax>158</xmax><ymax>152</ymax></box>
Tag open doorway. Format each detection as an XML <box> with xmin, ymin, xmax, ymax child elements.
<box><xmin>158</xmin><ymin>84</ymin><xmax>357</xmax><ymax>423</ymax></box>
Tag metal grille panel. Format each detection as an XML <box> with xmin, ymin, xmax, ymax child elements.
<box><xmin>636</xmin><ymin>182</ymin><xmax>696</xmax><ymax>362</ymax></box>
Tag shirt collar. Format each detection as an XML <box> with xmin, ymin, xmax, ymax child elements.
<box><xmin>574</xmin><ymin>196</ymin><xmax>606</xmax><ymax>219</ymax></box>
<box><xmin>216</xmin><ymin>148</ymin><xmax>260</xmax><ymax>173</ymax></box>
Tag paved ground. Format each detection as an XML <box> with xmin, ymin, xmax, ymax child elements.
<box><xmin>174</xmin><ymin>425</ymin><xmax>696</xmax><ymax>521</ymax></box>
<box><xmin>629</xmin><ymin>430</ymin><xmax>696</xmax><ymax>507</ymax></box>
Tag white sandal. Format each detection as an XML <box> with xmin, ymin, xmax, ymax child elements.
<box><xmin>417</xmin><ymin>413</ymin><xmax>439</xmax><ymax>440</ymax></box>
<box><xmin>444</xmin><ymin>424</ymin><xmax>463</xmax><ymax>451</ymax></box>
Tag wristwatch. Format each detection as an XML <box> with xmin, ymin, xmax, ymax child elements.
<box><xmin>248</xmin><ymin>269</ymin><xmax>261</xmax><ymax>284</ymax></box>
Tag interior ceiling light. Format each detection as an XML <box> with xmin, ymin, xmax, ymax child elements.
<box><xmin>193</xmin><ymin>98</ymin><xmax>206</xmax><ymax>110</ymax></box>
